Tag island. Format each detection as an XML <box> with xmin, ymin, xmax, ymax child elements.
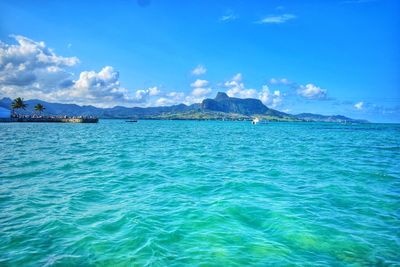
<box><xmin>0</xmin><ymin>93</ymin><xmax>368</xmax><ymax>123</ymax></box>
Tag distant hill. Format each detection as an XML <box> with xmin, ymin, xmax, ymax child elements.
<box><xmin>296</xmin><ymin>113</ymin><xmax>368</xmax><ymax>123</ymax></box>
<box><xmin>202</xmin><ymin>92</ymin><xmax>292</xmax><ymax>118</ymax></box>
<box><xmin>202</xmin><ymin>92</ymin><xmax>268</xmax><ymax>115</ymax></box>
<box><xmin>0</xmin><ymin>97</ymin><xmax>197</xmax><ymax>118</ymax></box>
<box><xmin>0</xmin><ymin>93</ymin><xmax>368</xmax><ymax>123</ymax></box>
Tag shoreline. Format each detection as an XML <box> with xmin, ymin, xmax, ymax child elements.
<box><xmin>0</xmin><ymin>117</ymin><xmax>98</xmax><ymax>123</ymax></box>
<box><xmin>0</xmin><ymin>117</ymin><xmax>375</xmax><ymax>124</ymax></box>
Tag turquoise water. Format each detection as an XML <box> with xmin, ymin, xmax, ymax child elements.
<box><xmin>0</xmin><ymin>120</ymin><xmax>399</xmax><ymax>266</ymax></box>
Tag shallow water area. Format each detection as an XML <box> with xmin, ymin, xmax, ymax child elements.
<box><xmin>0</xmin><ymin>120</ymin><xmax>399</xmax><ymax>266</ymax></box>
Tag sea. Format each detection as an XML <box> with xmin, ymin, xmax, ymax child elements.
<box><xmin>0</xmin><ymin>120</ymin><xmax>399</xmax><ymax>266</ymax></box>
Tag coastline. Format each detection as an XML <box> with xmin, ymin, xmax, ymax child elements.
<box><xmin>0</xmin><ymin>117</ymin><xmax>98</xmax><ymax>123</ymax></box>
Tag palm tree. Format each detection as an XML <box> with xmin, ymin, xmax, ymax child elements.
<box><xmin>34</xmin><ymin>103</ymin><xmax>45</xmax><ymax>116</ymax></box>
<box><xmin>11</xmin><ymin>97</ymin><xmax>27</xmax><ymax>117</ymax></box>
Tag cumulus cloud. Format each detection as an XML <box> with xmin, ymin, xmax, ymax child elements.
<box><xmin>224</xmin><ymin>73</ymin><xmax>256</xmax><ymax>98</ymax></box>
<box><xmin>257</xmin><ymin>14</ymin><xmax>296</xmax><ymax>24</ymax></box>
<box><xmin>190</xmin><ymin>79</ymin><xmax>209</xmax><ymax>88</ymax></box>
<box><xmin>354</xmin><ymin>101</ymin><xmax>364</xmax><ymax>110</ymax></box>
<box><xmin>259</xmin><ymin>85</ymin><xmax>282</xmax><ymax>108</ymax></box>
<box><xmin>153</xmin><ymin>76</ymin><xmax>213</xmax><ymax>106</ymax></box>
<box><xmin>191</xmin><ymin>87</ymin><xmax>211</xmax><ymax>97</ymax></box>
<box><xmin>0</xmin><ymin>35</ymin><xmax>163</xmax><ymax>107</ymax></box>
<box><xmin>225</xmin><ymin>73</ymin><xmax>257</xmax><ymax>99</ymax></box>
<box><xmin>1</xmin><ymin>35</ymin><xmax>308</xmax><ymax>110</ymax></box>
<box><xmin>191</xmin><ymin>65</ymin><xmax>207</xmax><ymax>76</ymax></box>
<box><xmin>135</xmin><ymin>86</ymin><xmax>160</xmax><ymax>100</ymax></box>
<box><xmin>46</xmin><ymin>66</ymin><xmax>141</xmax><ymax>107</ymax></box>
<box><xmin>268</xmin><ymin>77</ymin><xmax>329</xmax><ymax>101</ymax></box>
<box><xmin>154</xmin><ymin>93</ymin><xmax>182</xmax><ymax>106</ymax></box>
<box><xmin>0</xmin><ymin>35</ymin><xmax>79</xmax><ymax>90</ymax></box>
<box><xmin>187</xmin><ymin>78</ymin><xmax>212</xmax><ymax>104</ymax></box>
<box><xmin>0</xmin><ymin>33</ymin><xmax>209</xmax><ymax>108</ymax></box>
<box><xmin>151</xmin><ymin>91</ymin><xmax>184</xmax><ymax>106</ymax></box>
<box><xmin>224</xmin><ymin>73</ymin><xmax>282</xmax><ymax>107</ymax></box>
<box><xmin>153</xmin><ymin>77</ymin><xmax>213</xmax><ymax>106</ymax></box>
<box><xmin>297</xmin><ymin>83</ymin><xmax>327</xmax><ymax>99</ymax></box>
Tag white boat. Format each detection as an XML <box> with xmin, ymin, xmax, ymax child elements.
<box><xmin>252</xmin><ymin>117</ymin><xmax>260</xmax><ymax>125</ymax></box>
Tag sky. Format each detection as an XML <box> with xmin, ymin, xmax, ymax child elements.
<box><xmin>0</xmin><ymin>0</ymin><xmax>399</xmax><ymax>122</ymax></box>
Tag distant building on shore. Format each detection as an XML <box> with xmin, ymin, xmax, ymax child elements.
<box><xmin>0</xmin><ymin>107</ymin><xmax>11</xmax><ymax>118</ymax></box>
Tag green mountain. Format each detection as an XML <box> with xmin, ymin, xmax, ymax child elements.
<box><xmin>0</xmin><ymin>93</ymin><xmax>368</xmax><ymax>123</ymax></box>
<box><xmin>295</xmin><ymin>113</ymin><xmax>368</xmax><ymax>123</ymax></box>
<box><xmin>202</xmin><ymin>92</ymin><xmax>268</xmax><ymax>115</ymax></box>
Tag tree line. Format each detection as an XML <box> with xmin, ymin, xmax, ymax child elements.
<box><xmin>11</xmin><ymin>97</ymin><xmax>45</xmax><ymax>116</ymax></box>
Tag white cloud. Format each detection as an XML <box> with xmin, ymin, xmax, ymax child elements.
<box><xmin>219</xmin><ymin>10</ymin><xmax>237</xmax><ymax>22</ymax></box>
<box><xmin>148</xmin><ymin>86</ymin><xmax>160</xmax><ymax>96</ymax></box>
<box><xmin>259</xmin><ymin>85</ymin><xmax>282</xmax><ymax>108</ymax></box>
<box><xmin>3</xmin><ymin>35</ymin><xmax>78</xmax><ymax>67</ymax></box>
<box><xmin>225</xmin><ymin>73</ymin><xmax>253</xmax><ymax>98</ymax></box>
<box><xmin>0</xmin><ymin>35</ymin><xmax>163</xmax><ymax>107</ymax></box>
<box><xmin>269</xmin><ymin>78</ymin><xmax>328</xmax><ymax>102</ymax></box>
<box><xmin>224</xmin><ymin>73</ymin><xmax>283</xmax><ymax>107</ymax></box>
<box><xmin>184</xmin><ymin>95</ymin><xmax>208</xmax><ymax>105</ymax></box>
<box><xmin>269</xmin><ymin>78</ymin><xmax>291</xmax><ymax>85</ymax></box>
<box><xmin>135</xmin><ymin>86</ymin><xmax>160</xmax><ymax>98</ymax></box>
<box><xmin>135</xmin><ymin>86</ymin><xmax>160</xmax><ymax>102</ymax></box>
<box><xmin>220</xmin><ymin>14</ymin><xmax>236</xmax><ymax>22</ymax></box>
<box><xmin>0</xmin><ymin>35</ymin><xmax>79</xmax><ymax>89</ymax></box>
<box><xmin>0</xmin><ymin>35</ymin><xmax>84</xmax><ymax>103</ymax></box>
<box><xmin>153</xmin><ymin>76</ymin><xmax>213</xmax><ymax>106</ymax></box>
<box><xmin>191</xmin><ymin>65</ymin><xmax>207</xmax><ymax>76</ymax></box>
<box><xmin>297</xmin><ymin>83</ymin><xmax>327</xmax><ymax>99</ymax></box>
<box><xmin>191</xmin><ymin>87</ymin><xmax>211</xmax><ymax>97</ymax></box>
<box><xmin>257</xmin><ymin>14</ymin><xmax>296</xmax><ymax>24</ymax></box>
<box><xmin>2</xmin><ymin>35</ymin><xmax>330</xmax><ymax>111</ymax></box>
<box><xmin>224</xmin><ymin>73</ymin><xmax>243</xmax><ymax>89</ymax></box>
<box><xmin>155</xmin><ymin>91</ymin><xmax>186</xmax><ymax>106</ymax></box>
<box><xmin>232</xmin><ymin>73</ymin><xmax>242</xmax><ymax>82</ymax></box>
<box><xmin>354</xmin><ymin>101</ymin><xmax>364</xmax><ymax>110</ymax></box>
<box><xmin>49</xmin><ymin>66</ymin><xmax>140</xmax><ymax>107</ymax></box>
<box><xmin>190</xmin><ymin>79</ymin><xmax>209</xmax><ymax>88</ymax></box>
<box><xmin>154</xmin><ymin>81</ymin><xmax>212</xmax><ymax>107</ymax></box>
<box><xmin>167</xmin><ymin>91</ymin><xmax>185</xmax><ymax>98</ymax></box>
<box><xmin>187</xmin><ymin>78</ymin><xmax>212</xmax><ymax>104</ymax></box>
<box><xmin>229</xmin><ymin>88</ymin><xmax>258</xmax><ymax>99</ymax></box>
<box><xmin>155</xmin><ymin>97</ymin><xmax>177</xmax><ymax>106</ymax></box>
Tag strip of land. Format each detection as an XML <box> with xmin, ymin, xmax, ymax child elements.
<box><xmin>0</xmin><ymin>116</ymin><xmax>98</xmax><ymax>123</ymax></box>
<box><xmin>0</xmin><ymin>93</ymin><xmax>368</xmax><ymax>123</ymax></box>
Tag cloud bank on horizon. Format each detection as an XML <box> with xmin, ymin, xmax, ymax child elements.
<box><xmin>0</xmin><ymin>35</ymin><xmax>332</xmax><ymax>109</ymax></box>
<box><xmin>0</xmin><ymin>35</ymin><xmax>201</xmax><ymax>107</ymax></box>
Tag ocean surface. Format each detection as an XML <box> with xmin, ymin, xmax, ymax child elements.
<box><xmin>0</xmin><ymin>120</ymin><xmax>399</xmax><ymax>266</ymax></box>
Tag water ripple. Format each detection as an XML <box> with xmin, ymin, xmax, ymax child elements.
<box><xmin>0</xmin><ymin>121</ymin><xmax>399</xmax><ymax>265</ymax></box>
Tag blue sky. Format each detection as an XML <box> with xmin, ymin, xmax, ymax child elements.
<box><xmin>0</xmin><ymin>0</ymin><xmax>399</xmax><ymax>122</ymax></box>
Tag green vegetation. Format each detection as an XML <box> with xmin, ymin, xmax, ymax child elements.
<box><xmin>1</xmin><ymin>94</ymin><xmax>366</xmax><ymax>123</ymax></box>
<box><xmin>141</xmin><ymin>110</ymin><xmax>303</xmax><ymax>122</ymax></box>
<box><xmin>34</xmin><ymin>103</ymin><xmax>45</xmax><ymax>115</ymax></box>
<box><xmin>11</xmin><ymin>97</ymin><xmax>27</xmax><ymax>116</ymax></box>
